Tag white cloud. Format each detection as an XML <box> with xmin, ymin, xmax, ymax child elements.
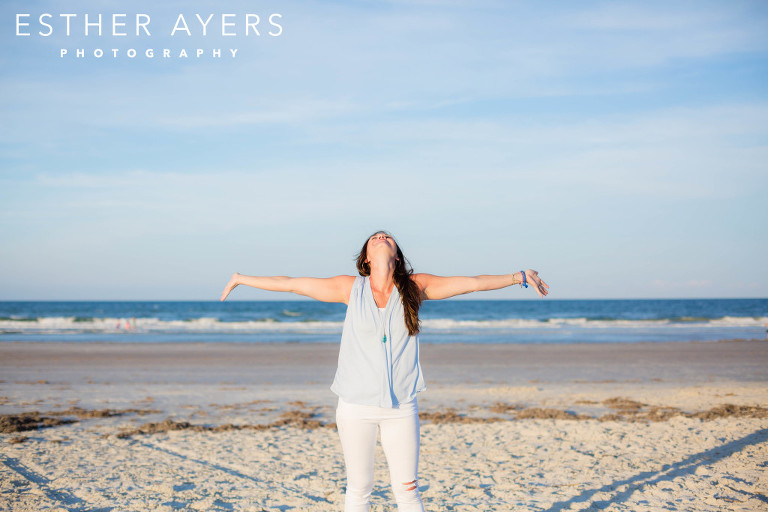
<box><xmin>154</xmin><ymin>98</ymin><xmax>359</xmax><ymax>128</ymax></box>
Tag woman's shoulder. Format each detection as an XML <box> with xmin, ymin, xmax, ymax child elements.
<box><xmin>345</xmin><ymin>275</ymin><xmax>364</xmax><ymax>288</ymax></box>
<box><xmin>410</xmin><ymin>273</ymin><xmax>433</xmax><ymax>287</ymax></box>
<box><xmin>334</xmin><ymin>275</ymin><xmax>360</xmax><ymax>289</ymax></box>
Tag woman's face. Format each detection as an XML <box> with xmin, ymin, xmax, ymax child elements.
<box><xmin>366</xmin><ymin>232</ymin><xmax>398</xmax><ymax>261</ymax></box>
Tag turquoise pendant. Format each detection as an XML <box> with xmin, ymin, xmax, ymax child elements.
<box><xmin>382</xmin><ymin>334</ymin><xmax>387</xmax><ymax>343</ymax></box>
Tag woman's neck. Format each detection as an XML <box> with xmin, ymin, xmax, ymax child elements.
<box><xmin>368</xmin><ymin>256</ymin><xmax>396</xmax><ymax>297</ymax></box>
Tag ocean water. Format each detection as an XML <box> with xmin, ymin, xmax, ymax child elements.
<box><xmin>1</xmin><ymin>299</ymin><xmax>766</xmax><ymax>344</ymax></box>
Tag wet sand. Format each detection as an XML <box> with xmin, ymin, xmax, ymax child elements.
<box><xmin>1</xmin><ymin>340</ymin><xmax>767</xmax><ymax>511</ymax></box>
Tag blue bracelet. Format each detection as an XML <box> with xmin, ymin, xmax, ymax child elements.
<box><xmin>520</xmin><ymin>271</ymin><xmax>528</xmax><ymax>288</ymax></box>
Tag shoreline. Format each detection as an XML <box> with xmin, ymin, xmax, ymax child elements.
<box><xmin>2</xmin><ymin>338</ymin><xmax>766</xmax><ymax>377</ymax></box>
<box><xmin>1</xmin><ymin>339</ymin><xmax>766</xmax><ymax>418</ymax></box>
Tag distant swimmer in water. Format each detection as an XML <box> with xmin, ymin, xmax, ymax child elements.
<box><xmin>220</xmin><ymin>230</ymin><xmax>549</xmax><ymax>511</ymax></box>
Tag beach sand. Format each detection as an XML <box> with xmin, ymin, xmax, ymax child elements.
<box><xmin>1</xmin><ymin>340</ymin><xmax>766</xmax><ymax>511</ymax></box>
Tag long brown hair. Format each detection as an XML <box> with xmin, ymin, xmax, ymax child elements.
<box><xmin>356</xmin><ymin>231</ymin><xmax>422</xmax><ymax>335</ymax></box>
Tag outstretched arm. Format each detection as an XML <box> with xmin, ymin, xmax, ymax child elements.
<box><xmin>220</xmin><ymin>273</ymin><xmax>356</xmax><ymax>304</ymax></box>
<box><xmin>413</xmin><ymin>270</ymin><xmax>549</xmax><ymax>300</ymax></box>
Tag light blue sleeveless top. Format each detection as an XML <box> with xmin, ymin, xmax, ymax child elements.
<box><xmin>330</xmin><ymin>276</ymin><xmax>426</xmax><ymax>407</ymax></box>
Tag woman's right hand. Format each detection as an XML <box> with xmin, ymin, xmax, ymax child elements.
<box><xmin>220</xmin><ymin>273</ymin><xmax>241</xmax><ymax>301</ymax></box>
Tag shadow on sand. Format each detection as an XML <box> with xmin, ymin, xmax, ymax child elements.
<box><xmin>543</xmin><ymin>428</ymin><xmax>768</xmax><ymax>511</ymax></box>
<box><xmin>1</xmin><ymin>453</ymin><xmax>114</xmax><ymax>512</ymax></box>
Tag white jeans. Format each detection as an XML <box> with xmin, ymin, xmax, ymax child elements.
<box><xmin>336</xmin><ymin>397</ymin><xmax>425</xmax><ymax>512</ymax></box>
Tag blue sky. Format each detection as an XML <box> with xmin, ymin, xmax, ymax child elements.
<box><xmin>1</xmin><ymin>0</ymin><xmax>767</xmax><ymax>300</ymax></box>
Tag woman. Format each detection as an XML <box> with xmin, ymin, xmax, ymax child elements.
<box><xmin>220</xmin><ymin>231</ymin><xmax>549</xmax><ymax>512</ymax></box>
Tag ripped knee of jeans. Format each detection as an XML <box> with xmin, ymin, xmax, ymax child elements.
<box><xmin>402</xmin><ymin>479</ymin><xmax>418</xmax><ymax>492</ymax></box>
<box><xmin>395</xmin><ymin>479</ymin><xmax>423</xmax><ymax>506</ymax></box>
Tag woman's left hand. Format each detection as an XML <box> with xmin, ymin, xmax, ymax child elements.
<box><xmin>220</xmin><ymin>273</ymin><xmax>241</xmax><ymax>301</ymax></box>
<box><xmin>524</xmin><ymin>269</ymin><xmax>549</xmax><ymax>298</ymax></box>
